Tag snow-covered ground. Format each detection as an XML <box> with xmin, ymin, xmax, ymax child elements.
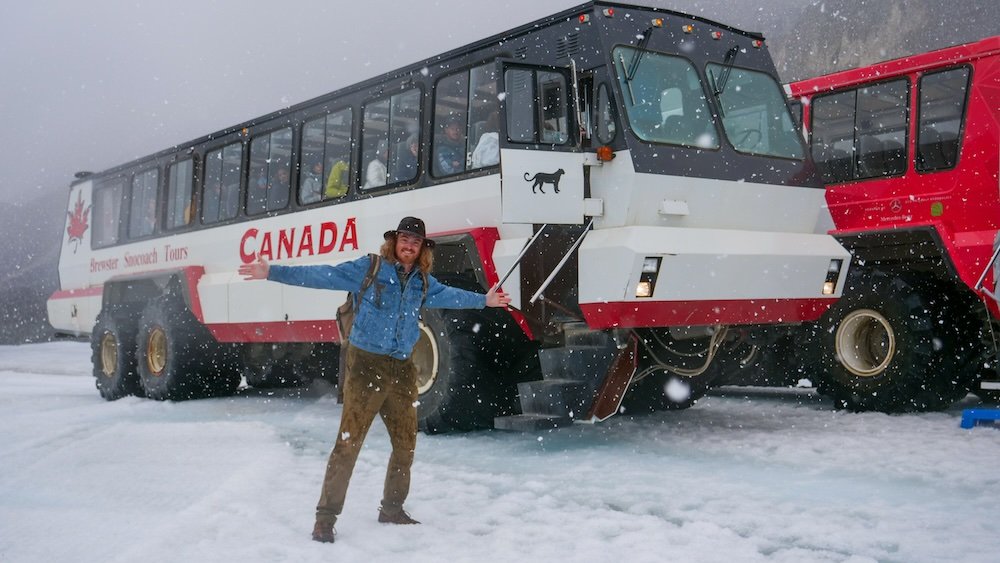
<box><xmin>1</xmin><ymin>342</ymin><xmax>998</xmax><ymax>563</ymax></box>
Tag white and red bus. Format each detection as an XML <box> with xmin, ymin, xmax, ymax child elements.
<box><xmin>49</xmin><ymin>2</ymin><xmax>848</xmax><ymax>432</ymax></box>
<box><xmin>787</xmin><ymin>36</ymin><xmax>1000</xmax><ymax>411</ymax></box>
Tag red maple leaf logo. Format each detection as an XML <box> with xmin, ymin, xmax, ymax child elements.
<box><xmin>66</xmin><ymin>190</ymin><xmax>91</xmax><ymax>253</ymax></box>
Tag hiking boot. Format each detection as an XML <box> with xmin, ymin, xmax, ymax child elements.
<box><xmin>312</xmin><ymin>521</ymin><xmax>336</xmax><ymax>543</ymax></box>
<box><xmin>378</xmin><ymin>508</ymin><xmax>420</xmax><ymax>525</ymax></box>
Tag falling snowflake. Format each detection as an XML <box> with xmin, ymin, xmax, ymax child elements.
<box><xmin>665</xmin><ymin>378</ymin><xmax>691</xmax><ymax>403</ymax></box>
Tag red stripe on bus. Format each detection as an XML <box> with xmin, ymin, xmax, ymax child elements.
<box><xmin>207</xmin><ymin>321</ymin><xmax>343</xmax><ymax>343</ymax></box>
<box><xmin>49</xmin><ymin>287</ymin><xmax>104</xmax><ymax>299</ymax></box>
<box><xmin>181</xmin><ymin>266</ymin><xmax>207</xmax><ymax>322</ymax></box>
<box><xmin>579</xmin><ymin>298</ymin><xmax>835</xmax><ymax>329</ymax></box>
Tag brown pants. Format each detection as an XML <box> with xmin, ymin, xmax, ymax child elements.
<box><xmin>315</xmin><ymin>344</ymin><xmax>418</xmax><ymax>525</ymax></box>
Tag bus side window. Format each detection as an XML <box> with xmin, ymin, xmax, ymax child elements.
<box><xmin>432</xmin><ymin>63</ymin><xmax>500</xmax><ymax>177</ymax></box>
<box><xmin>433</xmin><ymin>71</ymin><xmax>470</xmax><ymax>177</ymax></box>
<box><xmin>166</xmin><ymin>158</ymin><xmax>195</xmax><ymax>229</ymax></box>
<box><xmin>361</xmin><ymin>88</ymin><xmax>421</xmax><ymax>190</ymax></box>
<box><xmin>504</xmin><ymin>68</ymin><xmax>571</xmax><ymax>145</ymax></box>
<box><xmin>92</xmin><ymin>178</ymin><xmax>125</xmax><ymax>248</ymax></box>
<box><xmin>855</xmin><ymin>79</ymin><xmax>908</xmax><ymax>180</ymax></box>
<box><xmin>916</xmin><ymin>67</ymin><xmax>970</xmax><ymax>172</ymax></box>
<box><xmin>595</xmin><ymin>83</ymin><xmax>617</xmax><ymax>145</ymax></box>
<box><xmin>361</xmin><ymin>99</ymin><xmax>390</xmax><ymax>189</ymax></box>
<box><xmin>202</xmin><ymin>143</ymin><xmax>242</xmax><ymax>224</ymax></box>
<box><xmin>128</xmin><ymin>168</ymin><xmax>159</xmax><ymax>239</ymax></box>
<box><xmin>247</xmin><ymin>127</ymin><xmax>292</xmax><ymax>215</ymax></box>
<box><xmin>468</xmin><ymin>65</ymin><xmax>500</xmax><ymax>169</ymax></box>
<box><xmin>300</xmin><ymin>107</ymin><xmax>353</xmax><ymax>204</ymax></box>
<box><xmin>811</xmin><ymin>90</ymin><xmax>857</xmax><ymax>183</ymax></box>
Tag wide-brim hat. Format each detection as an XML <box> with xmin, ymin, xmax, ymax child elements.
<box><xmin>384</xmin><ymin>216</ymin><xmax>435</xmax><ymax>248</ymax></box>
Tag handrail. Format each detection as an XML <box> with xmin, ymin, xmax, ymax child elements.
<box><xmin>495</xmin><ymin>224</ymin><xmax>548</xmax><ymax>289</ymax></box>
<box><xmin>530</xmin><ymin>218</ymin><xmax>594</xmax><ymax>304</ymax></box>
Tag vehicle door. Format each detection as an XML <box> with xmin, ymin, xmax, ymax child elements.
<box><xmin>497</xmin><ymin>61</ymin><xmax>585</xmax><ymax>225</ymax></box>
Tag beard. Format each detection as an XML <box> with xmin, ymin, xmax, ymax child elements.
<box><xmin>396</xmin><ymin>248</ymin><xmax>418</xmax><ymax>267</ymax></box>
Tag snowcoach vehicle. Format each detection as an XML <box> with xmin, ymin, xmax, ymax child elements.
<box><xmin>49</xmin><ymin>2</ymin><xmax>848</xmax><ymax>432</ymax></box>
<box><xmin>787</xmin><ymin>36</ymin><xmax>1000</xmax><ymax>411</ymax></box>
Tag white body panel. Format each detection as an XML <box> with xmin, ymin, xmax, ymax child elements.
<box><xmin>578</xmin><ymin>226</ymin><xmax>848</xmax><ymax>304</ymax></box>
<box><xmin>589</xmin><ymin>151</ymin><xmax>835</xmax><ymax>235</ymax></box>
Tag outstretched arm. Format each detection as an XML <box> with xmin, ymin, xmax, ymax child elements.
<box><xmin>424</xmin><ymin>276</ymin><xmax>511</xmax><ymax>310</ymax></box>
<box><xmin>238</xmin><ymin>255</ymin><xmax>370</xmax><ymax>291</ymax></box>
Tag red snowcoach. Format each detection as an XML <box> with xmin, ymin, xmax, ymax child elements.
<box><xmin>788</xmin><ymin>36</ymin><xmax>1000</xmax><ymax>411</ymax></box>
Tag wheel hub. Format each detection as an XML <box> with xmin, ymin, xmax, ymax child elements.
<box><xmin>412</xmin><ymin>322</ymin><xmax>440</xmax><ymax>395</ymax></box>
<box><xmin>100</xmin><ymin>332</ymin><xmax>118</xmax><ymax>377</ymax></box>
<box><xmin>147</xmin><ymin>326</ymin><xmax>167</xmax><ymax>377</ymax></box>
<box><xmin>835</xmin><ymin>308</ymin><xmax>895</xmax><ymax>377</ymax></box>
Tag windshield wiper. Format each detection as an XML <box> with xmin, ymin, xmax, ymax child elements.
<box><xmin>620</xmin><ymin>28</ymin><xmax>653</xmax><ymax>107</ymax></box>
<box><xmin>710</xmin><ymin>45</ymin><xmax>740</xmax><ymax>117</ymax></box>
<box><xmin>625</xmin><ymin>28</ymin><xmax>653</xmax><ymax>82</ymax></box>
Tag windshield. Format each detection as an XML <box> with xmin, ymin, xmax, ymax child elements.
<box><xmin>706</xmin><ymin>63</ymin><xmax>804</xmax><ymax>159</ymax></box>
<box><xmin>613</xmin><ymin>46</ymin><xmax>719</xmax><ymax>149</ymax></box>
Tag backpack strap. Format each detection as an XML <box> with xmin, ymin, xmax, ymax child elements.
<box><xmin>420</xmin><ymin>271</ymin><xmax>429</xmax><ymax>306</ymax></box>
<box><xmin>354</xmin><ymin>253</ymin><xmax>381</xmax><ymax>307</ymax></box>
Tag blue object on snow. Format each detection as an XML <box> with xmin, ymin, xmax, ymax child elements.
<box><xmin>960</xmin><ymin>408</ymin><xmax>1000</xmax><ymax>429</ymax></box>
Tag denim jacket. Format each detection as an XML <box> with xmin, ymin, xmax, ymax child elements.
<box><xmin>267</xmin><ymin>255</ymin><xmax>486</xmax><ymax>360</ymax></box>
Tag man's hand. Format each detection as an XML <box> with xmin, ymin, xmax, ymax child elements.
<box><xmin>239</xmin><ymin>257</ymin><xmax>270</xmax><ymax>280</ymax></box>
<box><xmin>485</xmin><ymin>284</ymin><xmax>511</xmax><ymax>308</ymax></box>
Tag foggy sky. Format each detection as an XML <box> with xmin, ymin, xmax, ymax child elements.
<box><xmin>2</xmin><ymin>0</ymin><xmax>833</xmax><ymax>206</ymax></box>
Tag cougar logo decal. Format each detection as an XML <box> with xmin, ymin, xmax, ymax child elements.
<box><xmin>523</xmin><ymin>169</ymin><xmax>565</xmax><ymax>194</ymax></box>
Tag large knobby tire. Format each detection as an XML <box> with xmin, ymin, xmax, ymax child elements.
<box><xmin>415</xmin><ymin>308</ymin><xmax>501</xmax><ymax>433</ymax></box>
<box><xmin>414</xmin><ymin>299</ymin><xmax>536</xmax><ymax>434</ymax></box>
<box><xmin>136</xmin><ymin>295</ymin><xmax>240</xmax><ymax>400</ymax></box>
<box><xmin>808</xmin><ymin>270</ymin><xmax>979</xmax><ymax>412</ymax></box>
<box><xmin>91</xmin><ymin>307</ymin><xmax>143</xmax><ymax>400</ymax></box>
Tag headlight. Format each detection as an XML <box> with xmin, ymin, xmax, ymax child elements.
<box><xmin>636</xmin><ymin>280</ymin><xmax>654</xmax><ymax>298</ymax></box>
<box><xmin>636</xmin><ymin>257</ymin><xmax>662</xmax><ymax>298</ymax></box>
<box><xmin>823</xmin><ymin>259</ymin><xmax>844</xmax><ymax>295</ymax></box>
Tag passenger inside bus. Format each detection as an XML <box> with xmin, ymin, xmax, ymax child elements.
<box><xmin>393</xmin><ymin>134</ymin><xmax>419</xmax><ymax>182</ymax></box>
<box><xmin>300</xmin><ymin>161</ymin><xmax>324</xmax><ymax>204</ymax></box>
<box><xmin>471</xmin><ymin>108</ymin><xmax>500</xmax><ymax>168</ymax></box>
<box><xmin>268</xmin><ymin>166</ymin><xmax>290</xmax><ymax>205</ymax></box>
<box><xmin>471</xmin><ymin>129</ymin><xmax>499</xmax><ymax>168</ymax></box>
<box><xmin>434</xmin><ymin>117</ymin><xmax>466</xmax><ymax>175</ymax></box>
<box><xmin>325</xmin><ymin>160</ymin><xmax>349</xmax><ymax>198</ymax></box>
<box><xmin>135</xmin><ymin>197</ymin><xmax>156</xmax><ymax>237</ymax></box>
<box><xmin>363</xmin><ymin>140</ymin><xmax>388</xmax><ymax>189</ymax></box>
<box><xmin>249</xmin><ymin>164</ymin><xmax>290</xmax><ymax>213</ymax></box>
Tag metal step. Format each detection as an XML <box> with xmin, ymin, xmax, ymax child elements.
<box><xmin>493</xmin><ymin>413</ymin><xmax>574</xmax><ymax>432</ymax></box>
<box><xmin>493</xmin><ymin>327</ymin><xmax>623</xmax><ymax>432</ymax></box>
<box><xmin>538</xmin><ymin>345</ymin><xmax>616</xmax><ymax>381</ymax></box>
<box><xmin>516</xmin><ymin>379</ymin><xmax>588</xmax><ymax>418</ymax></box>
<box><xmin>560</xmin><ymin>321</ymin><xmax>616</xmax><ymax>347</ymax></box>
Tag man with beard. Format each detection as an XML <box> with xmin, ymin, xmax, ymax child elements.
<box><xmin>239</xmin><ymin>216</ymin><xmax>510</xmax><ymax>543</ymax></box>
